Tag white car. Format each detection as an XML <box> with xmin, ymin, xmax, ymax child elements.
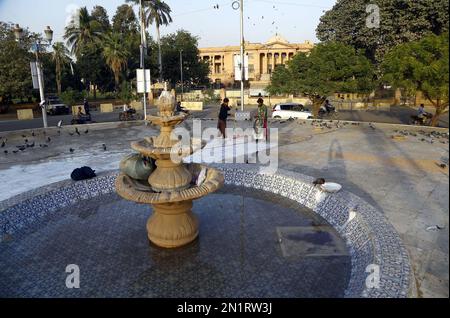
<box><xmin>272</xmin><ymin>103</ymin><xmax>313</xmax><ymax>120</ymax></box>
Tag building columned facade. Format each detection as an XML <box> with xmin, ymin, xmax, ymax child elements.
<box><xmin>199</xmin><ymin>34</ymin><xmax>314</xmax><ymax>88</ymax></box>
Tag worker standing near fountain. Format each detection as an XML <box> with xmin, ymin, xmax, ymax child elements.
<box><xmin>254</xmin><ymin>97</ymin><xmax>268</xmax><ymax>141</ymax></box>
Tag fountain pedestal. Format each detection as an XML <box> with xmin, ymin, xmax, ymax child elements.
<box><xmin>147</xmin><ymin>201</ymin><xmax>198</xmax><ymax>248</ymax></box>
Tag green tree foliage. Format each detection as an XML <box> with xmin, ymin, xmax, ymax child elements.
<box><xmin>128</xmin><ymin>0</ymin><xmax>173</xmax><ymax>81</ymax></box>
<box><xmin>267</xmin><ymin>42</ymin><xmax>375</xmax><ymax>115</ymax></box>
<box><xmin>158</xmin><ymin>30</ymin><xmax>209</xmax><ymax>87</ymax></box>
<box><xmin>102</xmin><ymin>32</ymin><xmax>130</xmax><ymax>90</ymax></box>
<box><xmin>316</xmin><ymin>0</ymin><xmax>449</xmax><ymax>64</ymax></box>
<box><xmin>382</xmin><ymin>33</ymin><xmax>449</xmax><ymax>126</ymax></box>
<box><xmin>91</xmin><ymin>5</ymin><xmax>111</xmax><ymax>32</ymax></box>
<box><xmin>112</xmin><ymin>4</ymin><xmax>138</xmax><ymax>35</ymax></box>
<box><xmin>64</xmin><ymin>7</ymin><xmax>102</xmax><ymax>57</ymax></box>
<box><xmin>0</xmin><ymin>22</ymin><xmax>38</xmax><ymax>102</ymax></box>
<box><xmin>60</xmin><ymin>87</ymin><xmax>84</xmax><ymax>107</ymax></box>
<box><xmin>52</xmin><ymin>42</ymin><xmax>71</xmax><ymax>95</ymax></box>
<box><xmin>117</xmin><ymin>80</ymin><xmax>135</xmax><ymax>105</ymax></box>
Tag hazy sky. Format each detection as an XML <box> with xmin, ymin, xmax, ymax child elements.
<box><xmin>0</xmin><ymin>0</ymin><xmax>336</xmax><ymax>47</ymax></box>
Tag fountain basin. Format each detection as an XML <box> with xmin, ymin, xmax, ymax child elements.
<box><xmin>0</xmin><ymin>165</ymin><xmax>412</xmax><ymax>297</ymax></box>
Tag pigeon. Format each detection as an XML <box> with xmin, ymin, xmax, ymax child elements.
<box><xmin>58</xmin><ymin>130</ymin><xmax>61</xmax><ymax>135</ymax></box>
<box><xmin>69</xmin><ymin>148</ymin><xmax>75</xmax><ymax>153</ymax></box>
<box><xmin>31</xmin><ymin>131</ymin><xmax>35</xmax><ymax>137</ymax></box>
<box><xmin>313</xmin><ymin>178</ymin><xmax>326</xmax><ymax>186</ymax></box>
<box><xmin>1</xmin><ymin>140</ymin><xmax>5</xmax><ymax>148</ymax></box>
<box><xmin>21</xmin><ymin>134</ymin><xmax>26</xmax><ymax>138</ymax></box>
<box><xmin>426</xmin><ymin>225</ymin><xmax>444</xmax><ymax>231</ymax></box>
<box><xmin>369</xmin><ymin>123</ymin><xmax>376</xmax><ymax>130</ymax></box>
<box><xmin>75</xmin><ymin>128</ymin><xmax>80</xmax><ymax>136</ymax></box>
<box><xmin>57</xmin><ymin>120</ymin><xmax>63</xmax><ymax>128</ymax></box>
<box><xmin>47</xmin><ymin>137</ymin><xmax>51</xmax><ymax>142</ymax></box>
<box><xmin>26</xmin><ymin>142</ymin><xmax>35</xmax><ymax>148</ymax></box>
<box><xmin>24</xmin><ymin>139</ymin><xmax>28</xmax><ymax>143</ymax></box>
<box><xmin>3</xmin><ymin>150</ymin><xmax>7</xmax><ymax>154</ymax></box>
<box><xmin>439</xmin><ymin>163</ymin><xmax>447</xmax><ymax>169</ymax></box>
<box><xmin>12</xmin><ymin>150</ymin><xmax>18</xmax><ymax>154</ymax></box>
<box><xmin>84</xmin><ymin>129</ymin><xmax>89</xmax><ymax>134</ymax></box>
<box><xmin>102</xmin><ymin>144</ymin><xmax>107</xmax><ymax>151</ymax></box>
<box><xmin>69</xmin><ymin>132</ymin><xmax>74</xmax><ymax>136</ymax></box>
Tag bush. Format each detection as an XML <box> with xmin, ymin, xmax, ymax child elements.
<box><xmin>60</xmin><ymin>88</ymin><xmax>83</xmax><ymax>106</ymax></box>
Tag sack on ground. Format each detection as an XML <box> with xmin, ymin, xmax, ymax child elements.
<box><xmin>71</xmin><ymin>166</ymin><xmax>97</xmax><ymax>181</ymax></box>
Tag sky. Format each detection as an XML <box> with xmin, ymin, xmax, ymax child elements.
<box><xmin>0</xmin><ymin>0</ymin><xmax>336</xmax><ymax>47</ymax></box>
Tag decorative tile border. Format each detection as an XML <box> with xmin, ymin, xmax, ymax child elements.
<box><xmin>0</xmin><ymin>165</ymin><xmax>412</xmax><ymax>298</ymax></box>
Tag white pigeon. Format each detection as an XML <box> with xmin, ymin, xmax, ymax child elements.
<box><xmin>426</xmin><ymin>225</ymin><xmax>444</xmax><ymax>231</ymax></box>
<box><xmin>196</xmin><ymin>167</ymin><xmax>207</xmax><ymax>186</ymax></box>
<box><xmin>57</xmin><ymin>120</ymin><xmax>63</xmax><ymax>128</ymax></box>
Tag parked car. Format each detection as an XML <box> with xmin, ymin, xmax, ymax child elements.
<box><xmin>46</xmin><ymin>95</ymin><xmax>70</xmax><ymax>115</ymax></box>
<box><xmin>272</xmin><ymin>103</ymin><xmax>313</xmax><ymax>119</ymax></box>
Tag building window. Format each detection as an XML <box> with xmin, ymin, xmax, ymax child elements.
<box><xmin>215</xmin><ymin>63</ymin><xmax>221</xmax><ymax>74</ymax></box>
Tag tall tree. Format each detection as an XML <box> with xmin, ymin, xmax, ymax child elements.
<box><xmin>0</xmin><ymin>22</ymin><xmax>38</xmax><ymax>102</ymax></box>
<box><xmin>64</xmin><ymin>6</ymin><xmax>102</xmax><ymax>57</ymax></box>
<box><xmin>112</xmin><ymin>4</ymin><xmax>138</xmax><ymax>34</ymax></box>
<box><xmin>91</xmin><ymin>5</ymin><xmax>111</xmax><ymax>32</ymax></box>
<box><xmin>267</xmin><ymin>42</ymin><xmax>375</xmax><ymax>115</ymax></box>
<box><xmin>128</xmin><ymin>0</ymin><xmax>172</xmax><ymax>82</ymax></box>
<box><xmin>316</xmin><ymin>0</ymin><xmax>449</xmax><ymax>64</ymax></box>
<box><xmin>52</xmin><ymin>42</ymin><xmax>71</xmax><ymax>95</ymax></box>
<box><xmin>159</xmin><ymin>30</ymin><xmax>209</xmax><ymax>87</ymax></box>
<box><xmin>102</xmin><ymin>32</ymin><xmax>130</xmax><ymax>90</ymax></box>
<box><xmin>382</xmin><ymin>33</ymin><xmax>449</xmax><ymax>126</ymax></box>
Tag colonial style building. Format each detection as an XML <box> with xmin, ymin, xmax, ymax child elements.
<box><xmin>199</xmin><ymin>34</ymin><xmax>314</xmax><ymax>88</ymax></box>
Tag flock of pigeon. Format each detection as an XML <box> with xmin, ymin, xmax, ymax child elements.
<box><xmin>392</xmin><ymin>129</ymin><xmax>449</xmax><ymax>144</ymax></box>
<box><xmin>1</xmin><ymin>121</ymin><xmax>107</xmax><ymax>157</ymax></box>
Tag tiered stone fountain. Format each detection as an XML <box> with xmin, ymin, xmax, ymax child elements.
<box><xmin>115</xmin><ymin>92</ymin><xmax>224</xmax><ymax>248</ymax></box>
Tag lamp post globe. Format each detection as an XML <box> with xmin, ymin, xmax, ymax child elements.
<box><xmin>44</xmin><ymin>26</ymin><xmax>53</xmax><ymax>45</ymax></box>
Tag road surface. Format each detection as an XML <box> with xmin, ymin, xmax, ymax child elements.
<box><xmin>0</xmin><ymin>105</ymin><xmax>448</xmax><ymax>132</ymax></box>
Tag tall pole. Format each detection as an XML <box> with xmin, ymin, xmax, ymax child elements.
<box><xmin>35</xmin><ymin>46</ymin><xmax>48</xmax><ymax>128</ymax></box>
<box><xmin>140</xmin><ymin>0</ymin><xmax>148</xmax><ymax>120</ymax></box>
<box><xmin>240</xmin><ymin>0</ymin><xmax>244</xmax><ymax>112</ymax></box>
<box><xmin>180</xmin><ymin>49</ymin><xmax>184</xmax><ymax>102</ymax></box>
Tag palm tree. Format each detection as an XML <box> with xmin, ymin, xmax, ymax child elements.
<box><xmin>102</xmin><ymin>32</ymin><xmax>130</xmax><ymax>90</ymax></box>
<box><xmin>52</xmin><ymin>42</ymin><xmax>71</xmax><ymax>95</ymax></box>
<box><xmin>128</xmin><ymin>0</ymin><xmax>172</xmax><ymax>81</ymax></box>
<box><xmin>64</xmin><ymin>6</ymin><xmax>102</xmax><ymax>57</ymax></box>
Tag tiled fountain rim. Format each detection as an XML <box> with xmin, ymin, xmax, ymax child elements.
<box><xmin>0</xmin><ymin>164</ymin><xmax>412</xmax><ymax>298</ymax></box>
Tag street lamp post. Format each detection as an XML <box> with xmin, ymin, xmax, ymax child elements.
<box><xmin>180</xmin><ymin>49</ymin><xmax>184</xmax><ymax>102</ymax></box>
<box><xmin>14</xmin><ymin>24</ymin><xmax>53</xmax><ymax>128</ymax></box>
<box><xmin>139</xmin><ymin>0</ymin><xmax>149</xmax><ymax>120</ymax></box>
<box><xmin>240</xmin><ymin>0</ymin><xmax>244</xmax><ymax>112</ymax></box>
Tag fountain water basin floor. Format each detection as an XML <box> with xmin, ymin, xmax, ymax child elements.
<box><xmin>0</xmin><ymin>186</ymin><xmax>351</xmax><ymax>298</ymax></box>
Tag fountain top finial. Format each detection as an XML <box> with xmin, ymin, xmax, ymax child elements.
<box><xmin>157</xmin><ymin>89</ymin><xmax>175</xmax><ymax>117</ymax></box>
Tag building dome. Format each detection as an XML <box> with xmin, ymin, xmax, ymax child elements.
<box><xmin>267</xmin><ymin>33</ymin><xmax>289</xmax><ymax>44</ymax></box>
